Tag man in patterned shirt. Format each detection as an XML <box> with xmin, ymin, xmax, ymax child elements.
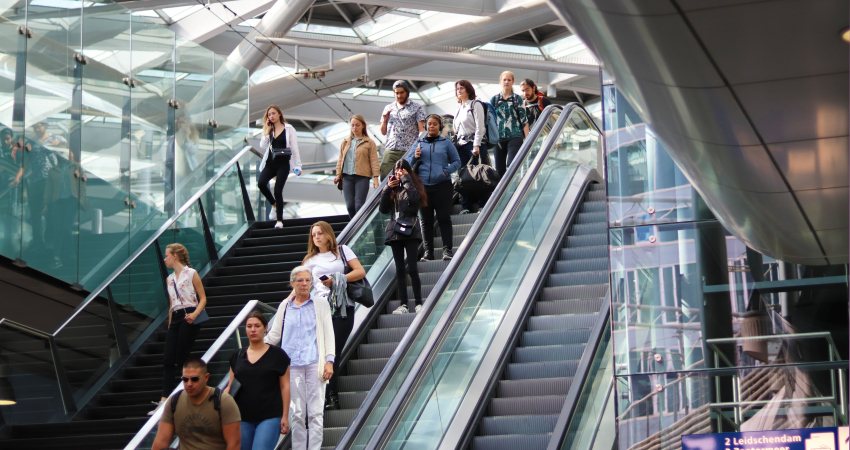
<box><xmin>490</xmin><ymin>71</ymin><xmax>529</xmax><ymax>176</ymax></box>
<box><xmin>379</xmin><ymin>80</ymin><xmax>426</xmax><ymax>178</ymax></box>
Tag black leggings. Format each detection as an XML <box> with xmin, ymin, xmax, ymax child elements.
<box><xmin>161</xmin><ymin>309</ymin><xmax>201</xmax><ymax>397</ymax></box>
<box><xmin>390</xmin><ymin>240</ymin><xmax>422</xmax><ymax>306</ymax></box>
<box><xmin>258</xmin><ymin>156</ymin><xmax>291</xmax><ymax>221</ymax></box>
<box><xmin>421</xmin><ymin>181</ymin><xmax>454</xmax><ymax>252</ymax></box>
<box><xmin>328</xmin><ymin>306</ymin><xmax>355</xmax><ymax>393</ymax></box>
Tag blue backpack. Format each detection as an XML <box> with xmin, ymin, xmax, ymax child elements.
<box><xmin>474</xmin><ymin>99</ymin><xmax>500</xmax><ymax>146</ymax></box>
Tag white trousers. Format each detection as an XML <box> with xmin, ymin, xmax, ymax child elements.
<box><xmin>290</xmin><ymin>363</ymin><xmax>325</xmax><ymax>450</ymax></box>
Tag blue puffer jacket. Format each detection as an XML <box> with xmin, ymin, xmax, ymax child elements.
<box><xmin>405</xmin><ymin>136</ymin><xmax>461</xmax><ymax>186</ymax></box>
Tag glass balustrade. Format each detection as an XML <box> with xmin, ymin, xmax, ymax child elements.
<box><xmin>0</xmin><ymin>1</ymin><xmax>251</xmax><ymax>292</ymax></box>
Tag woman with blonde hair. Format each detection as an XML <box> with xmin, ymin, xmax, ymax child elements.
<box><xmin>258</xmin><ymin>105</ymin><xmax>303</xmax><ymax>229</ymax></box>
<box><xmin>334</xmin><ymin>114</ymin><xmax>380</xmax><ymax>218</ymax></box>
<box><xmin>150</xmin><ymin>243</ymin><xmax>208</xmax><ymax>414</ymax></box>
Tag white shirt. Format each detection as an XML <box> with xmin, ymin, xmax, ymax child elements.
<box><xmin>166</xmin><ymin>267</ymin><xmax>198</xmax><ymax>311</ymax></box>
<box><xmin>453</xmin><ymin>100</ymin><xmax>486</xmax><ymax>148</ymax></box>
<box><xmin>303</xmin><ymin>245</ymin><xmax>358</xmax><ymax>299</ymax></box>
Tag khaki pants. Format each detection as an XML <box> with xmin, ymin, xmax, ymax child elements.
<box><xmin>380</xmin><ymin>149</ymin><xmax>408</xmax><ymax>179</ymax></box>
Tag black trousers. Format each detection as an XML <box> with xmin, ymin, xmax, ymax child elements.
<box><xmin>421</xmin><ymin>181</ymin><xmax>454</xmax><ymax>253</ymax></box>
<box><xmin>328</xmin><ymin>305</ymin><xmax>355</xmax><ymax>394</ymax></box>
<box><xmin>161</xmin><ymin>309</ymin><xmax>201</xmax><ymax>397</ymax></box>
<box><xmin>257</xmin><ymin>156</ymin><xmax>291</xmax><ymax>221</ymax></box>
<box><xmin>494</xmin><ymin>137</ymin><xmax>523</xmax><ymax>177</ymax></box>
<box><xmin>390</xmin><ymin>239</ymin><xmax>422</xmax><ymax>306</ymax></box>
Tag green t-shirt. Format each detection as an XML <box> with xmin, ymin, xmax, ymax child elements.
<box><xmin>161</xmin><ymin>388</ymin><xmax>241</xmax><ymax>450</ymax></box>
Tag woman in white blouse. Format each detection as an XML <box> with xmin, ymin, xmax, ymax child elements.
<box><xmin>452</xmin><ymin>79</ymin><xmax>489</xmax><ymax>213</ymax></box>
<box><xmin>152</xmin><ymin>243</ymin><xmax>208</xmax><ymax>412</ymax></box>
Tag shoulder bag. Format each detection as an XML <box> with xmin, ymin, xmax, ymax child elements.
<box><xmin>340</xmin><ymin>247</ymin><xmax>375</xmax><ymax>307</ymax></box>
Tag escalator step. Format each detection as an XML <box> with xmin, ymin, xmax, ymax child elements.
<box><xmin>357</xmin><ymin>342</ymin><xmax>398</xmax><ymax>359</ymax></box>
<box><xmin>471</xmin><ymin>433</ymin><xmax>552</xmax><ymax>450</ymax></box>
<box><xmin>579</xmin><ymin>200</ymin><xmax>605</xmax><ymax>213</ymax></box>
<box><xmin>338</xmin><ymin>391</ymin><xmax>368</xmax><ymax>410</ymax></box>
<box><xmin>553</xmin><ymin>257</ymin><xmax>608</xmax><ymax>273</ymax></box>
<box><xmin>478</xmin><ymin>414</ymin><xmax>558</xmax><ymax>436</ymax></box>
<box><xmin>488</xmin><ymin>395</ymin><xmax>564</xmax><ymax>416</ymax></box>
<box><xmin>346</xmin><ymin>357</ymin><xmax>390</xmax><ymax>376</ymax></box>
<box><xmin>512</xmin><ymin>344</ymin><xmax>585</xmax><ymax>364</ymax></box>
<box><xmin>569</xmin><ymin>222</ymin><xmax>606</xmax><ymax>237</ymax></box>
<box><xmin>232</xmin><ymin>242</ymin><xmax>306</xmax><ymax>256</ymax></box>
<box><xmin>375</xmin><ymin>313</ymin><xmax>417</xmax><ymax>328</ymax></box>
<box><xmin>574</xmin><ymin>211</ymin><xmax>607</xmax><ymax>225</ymax></box>
<box><xmin>540</xmin><ymin>284</ymin><xmax>606</xmax><ymax>299</ymax></box>
<box><xmin>534</xmin><ymin>297</ymin><xmax>603</xmax><ymax>315</ymax></box>
<box><xmin>519</xmin><ymin>329</ymin><xmax>590</xmax><ymax>347</ymax></box>
<box><xmin>324</xmin><ymin>408</ymin><xmax>358</xmax><ymax>428</ymax></box>
<box><xmin>565</xmin><ymin>233</ymin><xmax>607</xmax><ymax>247</ymax></box>
<box><xmin>367</xmin><ymin>327</ymin><xmax>408</xmax><ymax>344</ymax></box>
<box><xmin>213</xmin><ymin>262</ymin><xmax>293</xmax><ymax>276</ymax></box>
<box><xmin>496</xmin><ymin>377</ymin><xmax>571</xmax><ymax>398</ymax></box>
<box><xmin>505</xmin><ymin>360</ymin><xmax>579</xmax><ymax>380</ymax></box>
<box><xmin>545</xmin><ymin>271</ymin><xmax>607</xmax><ymax>287</ymax></box>
<box><xmin>559</xmin><ymin>244</ymin><xmax>608</xmax><ymax>260</ymax></box>
<box><xmin>526</xmin><ymin>313</ymin><xmax>597</xmax><ymax>331</ymax></box>
<box><xmin>222</xmin><ymin>252</ymin><xmax>302</xmax><ymax>266</ymax></box>
<box><xmin>338</xmin><ymin>373</ymin><xmax>380</xmax><ymax>392</ymax></box>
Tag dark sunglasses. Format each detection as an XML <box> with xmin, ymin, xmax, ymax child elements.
<box><xmin>181</xmin><ymin>376</ymin><xmax>201</xmax><ymax>383</ymax></box>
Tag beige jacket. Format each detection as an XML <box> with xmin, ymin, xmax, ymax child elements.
<box><xmin>336</xmin><ymin>135</ymin><xmax>380</xmax><ymax>178</ymax></box>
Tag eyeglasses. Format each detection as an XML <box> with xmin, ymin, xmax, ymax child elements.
<box><xmin>181</xmin><ymin>376</ymin><xmax>201</xmax><ymax>383</ymax></box>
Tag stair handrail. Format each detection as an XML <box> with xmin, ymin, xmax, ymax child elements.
<box><xmin>54</xmin><ymin>144</ymin><xmax>256</xmax><ymax>337</ymax></box>
<box><xmin>336</xmin><ymin>104</ymin><xmax>565</xmax><ymax>448</ymax></box>
<box><xmin>124</xmin><ymin>299</ymin><xmax>278</xmax><ymax>450</ymax></box>
<box><xmin>366</xmin><ymin>106</ymin><xmax>599</xmax><ymax>448</ymax></box>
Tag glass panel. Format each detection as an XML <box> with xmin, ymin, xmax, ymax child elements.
<box><xmin>604</xmin><ymin>85</ymin><xmax>710</xmax><ymax>227</ymax></box>
<box><xmin>615</xmin><ymin>364</ymin><xmax>847</xmax><ymax>450</ymax></box>
<box><xmin>213</xmin><ymin>57</ymin><xmax>250</xmax><ymax>161</ymax></box>
<box><xmin>350</xmin><ymin>107</ymin><xmax>566</xmax><ymax>447</ymax></box>
<box><xmin>0</xmin><ymin>2</ymin><xmax>26</xmax><ymax>260</ymax></box>
<box><xmin>52</xmin><ymin>298</ymin><xmax>118</xmax><ymax>398</ymax></box>
<box><xmin>21</xmin><ymin>3</ymin><xmax>81</xmax><ymax>283</ymax></box>
<box><xmin>209</xmin><ymin>163</ymin><xmax>247</xmax><ymax>252</ymax></box>
<box><xmin>0</xmin><ymin>323</ymin><xmax>65</xmax><ymax>425</ymax></box>
<box><xmin>108</xmin><ymin>245</ymin><xmax>167</xmax><ymax>343</ymax></box>
<box><xmin>562</xmin><ymin>325</ymin><xmax>613</xmax><ymax>450</ymax></box>
<box><xmin>384</xmin><ymin>108</ymin><xmax>600</xmax><ymax>448</ymax></box>
<box><xmin>173</xmin><ymin>38</ymin><xmax>213</xmax><ymax>209</ymax></box>
<box><xmin>129</xmin><ymin>19</ymin><xmax>174</xmax><ymax>249</ymax></box>
<box><xmin>159</xmin><ymin>201</ymin><xmax>212</xmax><ymax>272</ymax></box>
<box><xmin>78</xmin><ymin>8</ymin><xmax>133</xmax><ymax>290</ymax></box>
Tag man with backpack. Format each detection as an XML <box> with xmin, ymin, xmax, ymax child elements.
<box><xmin>152</xmin><ymin>358</ymin><xmax>241</xmax><ymax>450</ymax></box>
<box><xmin>490</xmin><ymin>71</ymin><xmax>529</xmax><ymax>177</ymax></box>
<box><xmin>520</xmin><ymin>79</ymin><xmax>553</xmax><ymax>128</ymax></box>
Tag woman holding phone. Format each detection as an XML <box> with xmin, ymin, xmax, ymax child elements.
<box><xmin>301</xmin><ymin>221</ymin><xmax>366</xmax><ymax>410</ymax></box>
<box><xmin>258</xmin><ymin>105</ymin><xmax>303</xmax><ymax>229</ymax></box>
<box><xmin>380</xmin><ymin>158</ymin><xmax>428</xmax><ymax>314</ymax></box>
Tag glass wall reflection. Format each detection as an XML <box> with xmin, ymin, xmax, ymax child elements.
<box><xmin>0</xmin><ymin>1</ymin><xmax>250</xmax><ymax>293</ymax></box>
<box><xmin>604</xmin><ymin>83</ymin><xmax>849</xmax><ymax>450</ymax></box>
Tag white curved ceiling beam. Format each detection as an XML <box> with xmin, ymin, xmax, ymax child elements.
<box><xmin>169</xmin><ymin>0</ymin><xmax>275</xmax><ymax>44</ymax></box>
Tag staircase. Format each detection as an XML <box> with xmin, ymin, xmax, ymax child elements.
<box><xmin>469</xmin><ymin>183</ymin><xmax>608</xmax><ymax>450</ymax></box>
<box><xmin>321</xmin><ymin>208</ymin><xmax>479</xmax><ymax>449</ymax></box>
<box><xmin>0</xmin><ymin>215</ymin><xmax>348</xmax><ymax>450</ymax></box>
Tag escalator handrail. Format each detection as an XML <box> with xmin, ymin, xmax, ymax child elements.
<box><xmin>124</xmin><ymin>299</ymin><xmax>278</xmax><ymax>450</ymax></box>
<box><xmin>336</xmin><ymin>104</ymin><xmax>565</xmax><ymax>448</ymax></box>
<box><xmin>448</xmin><ymin>169</ymin><xmax>602</xmax><ymax>450</ymax></box>
<box><xmin>547</xmin><ymin>304</ymin><xmax>612</xmax><ymax>450</ymax></box>
<box><xmin>361</xmin><ymin>104</ymin><xmax>584</xmax><ymax>449</ymax></box>
<box><xmin>54</xmin><ymin>144</ymin><xmax>257</xmax><ymax>337</ymax></box>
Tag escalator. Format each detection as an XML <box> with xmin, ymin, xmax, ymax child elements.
<box><xmin>341</xmin><ymin>104</ymin><xmax>608</xmax><ymax>449</ymax></box>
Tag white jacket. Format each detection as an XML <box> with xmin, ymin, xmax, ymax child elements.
<box><xmin>265</xmin><ymin>296</ymin><xmax>335</xmax><ymax>383</ymax></box>
<box><xmin>258</xmin><ymin>122</ymin><xmax>303</xmax><ymax>174</ymax></box>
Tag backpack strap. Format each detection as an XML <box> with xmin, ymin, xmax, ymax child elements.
<box><xmin>170</xmin><ymin>387</ymin><xmax>222</xmax><ymax>415</ymax></box>
<box><xmin>170</xmin><ymin>390</ymin><xmax>182</xmax><ymax>415</ymax></box>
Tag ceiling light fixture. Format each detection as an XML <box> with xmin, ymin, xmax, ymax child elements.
<box><xmin>842</xmin><ymin>27</ymin><xmax>850</xmax><ymax>43</ymax></box>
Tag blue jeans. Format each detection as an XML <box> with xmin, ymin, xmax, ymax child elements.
<box><xmin>241</xmin><ymin>416</ymin><xmax>281</xmax><ymax>450</ymax></box>
<box><xmin>342</xmin><ymin>174</ymin><xmax>370</xmax><ymax>219</ymax></box>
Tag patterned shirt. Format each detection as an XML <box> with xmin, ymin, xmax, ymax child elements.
<box><xmin>280</xmin><ymin>299</ymin><xmax>319</xmax><ymax>367</ymax></box>
<box><xmin>380</xmin><ymin>100</ymin><xmax>426</xmax><ymax>151</ymax></box>
<box><xmin>490</xmin><ymin>93</ymin><xmax>528</xmax><ymax>140</ymax></box>
<box><xmin>167</xmin><ymin>267</ymin><xmax>199</xmax><ymax>311</ymax></box>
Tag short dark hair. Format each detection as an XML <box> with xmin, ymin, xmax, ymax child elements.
<box><xmin>454</xmin><ymin>80</ymin><xmax>476</xmax><ymax>100</ymax></box>
<box><xmin>521</xmin><ymin>78</ymin><xmax>538</xmax><ymax>93</ymax></box>
<box><xmin>245</xmin><ymin>310</ymin><xmax>268</xmax><ymax>328</ymax></box>
<box><xmin>392</xmin><ymin>80</ymin><xmax>410</xmax><ymax>93</ymax></box>
<box><xmin>183</xmin><ymin>357</ymin><xmax>207</xmax><ymax>372</ymax></box>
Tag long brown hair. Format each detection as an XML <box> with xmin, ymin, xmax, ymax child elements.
<box><xmin>303</xmin><ymin>220</ymin><xmax>340</xmax><ymax>263</ymax></box>
<box><xmin>392</xmin><ymin>159</ymin><xmax>427</xmax><ymax>207</ymax></box>
<box><xmin>262</xmin><ymin>105</ymin><xmax>285</xmax><ymax>136</ymax></box>
<box><xmin>349</xmin><ymin>114</ymin><xmax>369</xmax><ymax>138</ymax></box>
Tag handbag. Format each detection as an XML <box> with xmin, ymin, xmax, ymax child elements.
<box><xmin>172</xmin><ymin>278</ymin><xmax>210</xmax><ymax>325</ymax></box>
<box><xmin>393</xmin><ymin>217</ymin><xmax>416</xmax><ymax>237</ymax></box>
<box><xmin>271</xmin><ymin>147</ymin><xmax>292</xmax><ymax>159</ymax></box>
<box><xmin>455</xmin><ymin>154</ymin><xmax>499</xmax><ymax>196</ymax></box>
<box><xmin>340</xmin><ymin>248</ymin><xmax>374</xmax><ymax>307</ymax></box>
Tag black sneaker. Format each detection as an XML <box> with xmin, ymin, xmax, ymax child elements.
<box><xmin>420</xmin><ymin>250</ymin><xmax>434</xmax><ymax>262</ymax></box>
<box><xmin>442</xmin><ymin>248</ymin><xmax>453</xmax><ymax>260</ymax></box>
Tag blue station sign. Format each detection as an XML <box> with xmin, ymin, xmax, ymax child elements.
<box><xmin>682</xmin><ymin>427</ymin><xmax>849</xmax><ymax>450</ymax></box>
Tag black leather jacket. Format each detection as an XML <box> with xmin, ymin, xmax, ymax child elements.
<box><xmin>379</xmin><ymin>174</ymin><xmax>422</xmax><ymax>243</ymax></box>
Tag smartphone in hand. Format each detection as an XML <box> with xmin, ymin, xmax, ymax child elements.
<box><xmin>319</xmin><ymin>275</ymin><xmax>329</xmax><ymax>281</ymax></box>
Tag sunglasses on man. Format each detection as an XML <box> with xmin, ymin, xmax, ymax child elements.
<box><xmin>181</xmin><ymin>376</ymin><xmax>202</xmax><ymax>383</ymax></box>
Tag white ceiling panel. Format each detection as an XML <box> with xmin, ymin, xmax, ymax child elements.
<box><xmin>768</xmin><ymin>137</ymin><xmax>848</xmax><ymax>191</ymax></box>
<box><xmin>733</xmin><ymin>72</ymin><xmax>848</xmax><ymax>144</ymax></box>
<box><xmin>795</xmin><ymin>187</ymin><xmax>849</xmax><ymax>232</ymax></box>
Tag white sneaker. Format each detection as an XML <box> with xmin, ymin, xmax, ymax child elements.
<box><xmin>274</xmin><ymin>221</ymin><xmax>284</xmax><ymax>229</ymax></box>
<box><xmin>414</xmin><ymin>304</ymin><xmax>422</xmax><ymax>313</ymax></box>
<box><xmin>147</xmin><ymin>399</ymin><xmax>165</xmax><ymax>416</ymax></box>
<box><xmin>268</xmin><ymin>208</ymin><xmax>276</xmax><ymax>221</ymax></box>
<box><xmin>392</xmin><ymin>304</ymin><xmax>409</xmax><ymax>315</ymax></box>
